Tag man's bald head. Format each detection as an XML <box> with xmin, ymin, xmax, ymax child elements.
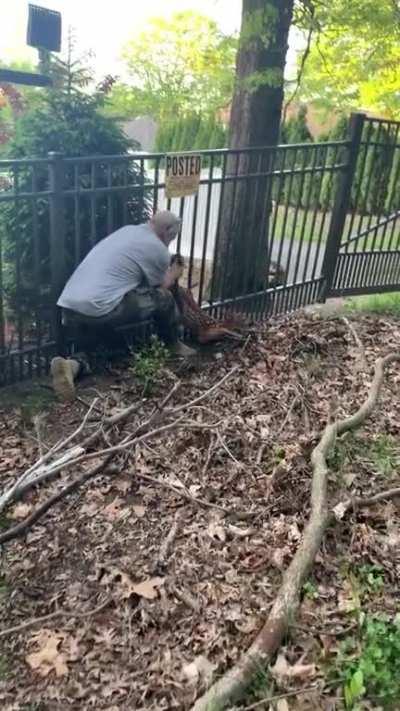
<box><xmin>149</xmin><ymin>210</ymin><xmax>182</xmax><ymax>246</ymax></box>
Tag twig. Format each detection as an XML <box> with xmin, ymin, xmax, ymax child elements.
<box><xmin>0</xmin><ymin>455</ymin><xmax>115</xmax><ymax>546</ymax></box>
<box><xmin>334</xmin><ymin>486</ymin><xmax>400</xmax><ymax>518</ymax></box>
<box><xmin>33</xmin><ymin>416</ymin><xmax>44</xmax><ymax>458</ymax></box>
<box><xmin>191</xmin><ymin>353</ymin><xmax>400</xmax><ymax>711</ymax></box>
<box><xmin>171</xmin><ymin>366</ymin><xmax>239</xmax><ymax>415</ymax></box>
<box><xmin>256</xmin><ymin>442</ymin><xmax>267</xmax><ymax>466</ymax></box>
<box><xmin>241</xmin><ymin>684</ymin><xmax>319</xmax><ymax>710</ymax></box>
<box><xmin>217</xmin><ymin>433</ymin><xmax>243</xmax><ymax>469</ymax></box>
<box><xmin>0</xmin><ymin>596</ymin><xmax>112</xmax><ymax>639</ymax></box>
<box><xmin>202</xmin><ymin>433</ymin><xmax>217</xmax><ymax>477</ymax></box>
<box><xmin>277</xmin><ymin>394</ymin><xmax>300</xmax><ymax>437</ymax></box>
<box><xmin>133</xmin><ymin>469</ymin><xmax>253</xmax><ymax>521</ymax></box>
<box><xmin>157</xmin><ymin>512</ymin><xmax>180</xmax><ymax>569</ymax></box>
<box><xmin>283</xmin><ymin>8</ymin><xmax>315</xmax><ymax>122</ymax></box>
<box><xmin>172</xmin><ymin>585</ymin><xmax>200</xmax><ymax>613</ymax></box>
<box><xmin>341</xmin><ymin>316</ymin><xmax>368</xmax><ymax>370</ymax></box>
<box><xmin>0</xmin><ymin>398</ymin><xmax>99</xmax><ymax>513</ymax></box>
<box><xmin>76</xmin><ymin>395</ymin><xmax>104</xmax><ymax>415</ymax></box>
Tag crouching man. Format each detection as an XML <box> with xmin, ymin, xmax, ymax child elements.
<box><xmin>51</xmin><ymin>210</ymin><xmax>195</xmax><ymax>400</ymax></box>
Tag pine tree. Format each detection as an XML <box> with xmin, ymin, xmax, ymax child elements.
<box><xmin>2</xmin><ymin>40</ymin><xmax>149</xmax><ymax>331</ymax></box>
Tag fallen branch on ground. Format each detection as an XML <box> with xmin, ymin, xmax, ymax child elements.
<box><xmin>133</xmin><ymin>466</ymin><xmax>254</xmax><ymax>521</ymax></box>
<box><xmin>0</xmin><ymin>455</ymin><xmax>116</xmax><ymax>545</ymax></box>
<box><xmin>333</xmin><ymin>486</ymin><xmax>400</xmax><ymax>519</ymax></box>
<box><xmin>0</xmin><ymin>398</ymin><xmax>99</xmax><ymax>513</ymax></box>
<box><xmin>341</xmin><ymin>316</ymin><xmax>368</xmax><ymax>370</ymax></box>
<box><xmin>0</xmin><ymin>368</ymin><xmax>240</xmax><ymax>544</ymax></box>
<box><xmin>0</xmin><ymin>596</ymin><xmax>112</xmax><ymax>639</ymax></box>
<box><xmin>191</xmin><ymin>353</ymin><xmax>400</xmax><ymax>711</ymax></box>
<box><xmin>0</xmin><ymin>369</ymin><xmax>236</xmax><ymax>511</ymax></box>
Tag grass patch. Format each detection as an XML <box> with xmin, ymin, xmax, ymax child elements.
<box><xmin>329</xmin><ymin>433</ymin><xmax>399</xmax><ymax>480</ymax></box>
<box><xmin>346</xmin><ymin>291</ymin><xmax>400</xmax><ymax>315</ymax></box>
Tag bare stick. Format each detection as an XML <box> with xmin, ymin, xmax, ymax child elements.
<box><xmin>242</xmin><ymin>685</ymin><xmax>319</xmax><ymax>711</ymax></box>
<box><xmin>9</xmin><ymin>377</ymin><xmax>227</xmax><ymax>501</ymax></box>
<box><xmin>0</xmin><ymin>597</ymin><xmax>112</xmax><ymax>639</ymax></box>
<box><xmin>0</xmin><ymin>455</ymin><xmax>115</xmax><ymax>546</ymax></box>
<box><xmin>134</xmin><ymin>469</ymin><xmax>253</xmax><ymax>521</ymax></box>
<box><xmin>334</xmin><ymin>486</ymin><xmax>400</xmax><ymax>518</ymax></box>
<box><xmin>157</xmin><ymin>513</ymin><xmax>180</xmax><ymax>569</ymax></box>
<box><xmin>33</xmin><ymin>416</ymin><xmax>44</xmax><ymax>458</ymax></box>
<box><xmin>171</xmin><ymin>366</ymin><xmax>239</xmax><ymax>416</ymax></box>
<box><xmin>172</xmin><ymin>585</ymin><xmax>200</xmax><ymax>613</ymax></box>
<box><xmin>0</xmin><ymin>398</ymin><xmax>99</xmax><ymax>513</ymax></box>
<box><xmin>341</xmin><ymin>316</ymin><xmax>368</xmax><ymax>370</ymax></box>
<box><xmin>191</xmin><ymin>353</ymin><xmax>400</xmax><ymax>711</ymax></box>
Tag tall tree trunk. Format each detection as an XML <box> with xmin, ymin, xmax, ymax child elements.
<box><xmin>211</xmin><ymin>0</ymin><xmax>294</xmax><ymax>303</ymax></box>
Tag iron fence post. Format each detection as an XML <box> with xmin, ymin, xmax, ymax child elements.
<box><xmin>319</xmin><ymin>112</ymin><xmax>366</xmax><ymax>301</ymax></box>
<box><xmin>48</xmin><ymin>151</ymin><xmax>66</xmax><ymax>354</ymax></box>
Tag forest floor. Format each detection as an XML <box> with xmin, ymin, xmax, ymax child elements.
<box><xmin>0</xmin><ymin>309</ymin><xmax>400</xmax><ymax>711</ymax></box>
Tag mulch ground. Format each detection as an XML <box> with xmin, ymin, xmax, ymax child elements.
<box><xmin>0</xmin><ymin>311</ymin><xmax>400</xmax><ymax>710</ymax></box>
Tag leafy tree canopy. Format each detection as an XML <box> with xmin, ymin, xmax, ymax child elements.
<box><xmin>106</xmin><ymin>11</ymin><xmax>237</xmax><ymax>121</ymax></box>
<box><xmin>297</xmin><ymin>0</ymin><xmax>400</xmax><ymax>118</ymax></box>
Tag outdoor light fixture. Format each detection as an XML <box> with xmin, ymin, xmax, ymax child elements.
<box><xmin>27</xmin><ymin>4</ymin><xmax>62</xmax><ymax>52</ymax></box>
<box><xmin>0</xmin><ymin>5</ymin><xmax>62</xmax><ymax>87</ymax></box>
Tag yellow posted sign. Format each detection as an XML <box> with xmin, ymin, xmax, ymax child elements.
<box><xmin>165</xmin><ymin>154</ymin><xmax>202</xmax><ymax>199</ymax></box>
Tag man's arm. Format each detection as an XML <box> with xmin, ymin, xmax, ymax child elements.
<box><xmin>162</xmin><ymin>260</ymin><xmax>184</xmax><ymax>289</ymax></box>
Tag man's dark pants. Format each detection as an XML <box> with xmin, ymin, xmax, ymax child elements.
<box><xmin>61</xmin><ymin>286</ymin><xmax>180</xmax><ymax>347</ymax></box>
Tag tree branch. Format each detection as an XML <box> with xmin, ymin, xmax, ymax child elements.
<box><xmin>0</xmin><ymin>596</ymin><xmax>112</xmax><ymax>639</ymax></box>
<box><xmin>191</xmin><ymin>353</ymin><xmax>400</xmax><ymax>711</ymax></box>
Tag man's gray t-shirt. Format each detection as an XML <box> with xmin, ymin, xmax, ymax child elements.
<box><xmin>57</xmin><ymin>224</ymin><xmax>170</xmax><ymax>317</ymax></box>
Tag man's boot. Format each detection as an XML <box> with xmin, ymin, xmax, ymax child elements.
<box><xmin>50</xmin><ymin>357</ymin><xmax>81</xmax><ymax>401</ymax></box>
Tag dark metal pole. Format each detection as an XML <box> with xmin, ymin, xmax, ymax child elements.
<box><xmin>319</xmin><ymin>112</ymin><xmax>366</xmax><ymax>301</ymax></box>
<box><xmin>48</xmin><ymin>151</ymin><xmax>66</xmax><ymax>354</ymax></box>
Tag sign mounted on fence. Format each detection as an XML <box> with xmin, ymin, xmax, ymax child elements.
<box><xmin>165</xmin><ymin>154</ymin><xmax>202</xmax><ymax>199</ymax></box>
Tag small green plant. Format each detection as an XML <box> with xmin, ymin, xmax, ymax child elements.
<box><xmin>328</xmin><ymin>433</ymin><xmax>357</xmax><ymax>469</ymax></box>
<box><xmin>368</xmin><ymin>436</ymin><xmax>399</xmax><ymax>478</ymax></box>
<box><xmin>357</xmin><ymin>564</ymin><xmax>385</xmax><ymax>595</ymax></box>
<box><xmin>333</xmin><ymin>615</ymin><xmax>400</xmax><ymax>709</ymax></box>
<box><xmin>131</xmin><ymin>336</ymin><xmax>168</xmax><ymax>392</ymax></box>
<box><xmin>303</xmin><ymin>580</ymin><xmax>319</xmax><ymax>600</ymax></box>
<box><xmin>243</xmin><ymin>666</ymin><xmax>272</xmax><ymax>705</ymax></box>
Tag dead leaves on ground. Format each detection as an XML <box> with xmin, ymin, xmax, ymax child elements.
<box><xmin>1</xmin><ymin>314</ymin><xmax>400</xmax><ymax>709</ymax></box>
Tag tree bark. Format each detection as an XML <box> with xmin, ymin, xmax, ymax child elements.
<box><xmin>212</xmin><ymin>0</ymin><xmax>294</xmax><ymax>303</ymax></box>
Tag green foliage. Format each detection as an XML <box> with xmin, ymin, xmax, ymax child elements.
<box><xmin>132</xmin><ymin>336</ymin><xmax>168</xmax><ymax>393</ymax></box>
<box><xmin>154</xmin><ymin>113</ymin><xmax>227</xmax><ymax>160</ymax></box>
<box><xmin>281</xmin><ymin>105</ymin><xmax>313</xmax><ymax>144</ymax></box>
<box><xmin>277</xmin><ymin>105</ymin><xmax>315</xmax><ymax>207</ymax></box>
<box><xmin>328</xmin><ymin>432</ymin><xmax>398</xmax><ymax>481</ymax></box>
<box><xmin>0</xmin><ymin>58</ymin><xmax>42</xmax><ymax>150</ymax></box>
<box><xmin>347</xmin><ymin>292</ymin><xmax>400</xmax><ymax>315</ymax></box>
<box><xmin>357</xmin><ymin>565</ymin><xmax>385</xmax><ymax>596</ymax></box>
<box><xmin>334</xmin><ymin>615</ymin><xmax>400</xmax><ymax>708</ymax></box>
<box><xmin>106</xmin><ymin>12</ymin><xmax>237</xmax><ymax>122</ymax></box>
<box><xmin>302</xmin><ymin>580</ymin><xmax>319</xmax><ymax>600</ymax></box>
<box><xmin>1</xmin><ymin>45</ymin><xmax>150</xmax><ymax>330</ymax></box>
<box><xmin>317</xmin><ymin>116</ymin><xmax>399</xmax><ymax>215</ymax></box>
<box><xmin>299</xmin><ymin>0</ymin><xmax>400</xmax><ymax>119</ymax></box>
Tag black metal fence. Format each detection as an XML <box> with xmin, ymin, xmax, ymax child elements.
<box><xmin>0</xmin><ymin>112</ymin><xmax>399</xmax><ymax>385</ymax></box>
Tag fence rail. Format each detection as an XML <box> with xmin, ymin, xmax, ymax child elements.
<box><xmin>1</xmin><ymin>112</ymin><xmax>400</xmax><ymax>386</ymax></box>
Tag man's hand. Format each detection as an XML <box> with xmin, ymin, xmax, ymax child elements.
<box><xmin>162</xmin><ymin>258</ymin><xmax>184</xmax><ymax>289</ymax></box>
